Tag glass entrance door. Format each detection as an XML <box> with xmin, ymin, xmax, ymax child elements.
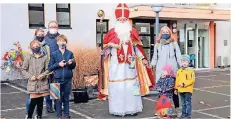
<box><xmin>198</xmin><ymin>29</ymin><xmax>209</xmax><ymax>68</ymax></box>
<box><xmin>178</xmin><ymin>22</ymin><xmax>210</xmax><ymax>68</ymax></box>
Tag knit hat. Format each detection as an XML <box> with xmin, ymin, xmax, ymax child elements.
<box><xmin>181</xmin><ymin>54</ymin><xmax>190</xmax><ymax>63</ymax></box>
<box><xmin>162</xmin><ymin>64</ymin><xmax>175</xmax><ymax>77</ymax></box>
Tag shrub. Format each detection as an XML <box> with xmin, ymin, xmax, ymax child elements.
<box><xmin>69</xmin><ymin>43</ymin><xmax>101</xmax><ymax>88</ymax></box>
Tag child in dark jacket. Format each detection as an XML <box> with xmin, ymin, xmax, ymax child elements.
<box><xmin>155</xmin><ymin>64</ymin><xmax>175</xmax><ymax>118</ymax></box>
<box><xmin>48</xmin><ymin>34</ymin><xmax>76</xmax><ymax>119</ymax></box>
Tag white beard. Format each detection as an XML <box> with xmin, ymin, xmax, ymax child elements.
<box><xmin>114</xmin><ymin>21</ymin><xmax>132</xmax><ymax>43</ymax></box>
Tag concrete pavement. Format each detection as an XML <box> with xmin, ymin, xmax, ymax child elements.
<box><xmin>1</xmin><ymin>69</ymin><xmax>230</xmax><ymax>118</ymax></box>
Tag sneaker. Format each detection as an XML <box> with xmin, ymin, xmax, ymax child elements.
<box><xmin>46</xmin><ymin>108</ymin><xmax>54</xmax><ymax>113</ymax></box>
<box><xmin>25</xmin><ymin>114</ymin><xmax>28</xmax><ymax>119</ymax></box>
<box><xmin>63</xmin><ymin>116</ymin><xmax>71</xmax><ymax>119</ymax></box>
<box><xmin>36</xmin><ymin>116</ymin><xmax>42</xmax><ymax>119</ymax></box>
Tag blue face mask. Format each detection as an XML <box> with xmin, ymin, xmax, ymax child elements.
<box><xmin>161</xmin><ymin>34</ymin><xmax>170</xmax><ymax>40</ymax></box>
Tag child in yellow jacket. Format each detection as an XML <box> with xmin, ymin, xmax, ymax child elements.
<box><xmin>175</xmin><ymin>54</ymin><xmax>195</xmax><ymax>118</ymax></box>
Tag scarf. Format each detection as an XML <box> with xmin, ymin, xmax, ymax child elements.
<box><xmin>160</xmin><ymin>38</ymin><xmax>172</xmax><ymax>45</ymax></box>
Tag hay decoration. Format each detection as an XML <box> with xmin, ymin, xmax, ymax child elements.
<box><xmin>69</xmin><ymin>43</ymin><xmax>101</xmax><ymax>88</ymax></box>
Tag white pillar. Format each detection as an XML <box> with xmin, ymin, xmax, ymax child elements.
<box><xmin>185</xmin><ymin>24</ymin><xmax>188</xmax><ymax>54</ymax></box>
<box><xmin>195</xmin><ymin>24</ymin><xmax>199</xmax><ymax>69</ymax></box>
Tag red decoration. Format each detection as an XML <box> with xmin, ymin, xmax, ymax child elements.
<box><xmin>2</xmin><ymin>52</ymin><xmax>9</xmax><ymax>60</ymax></box>
<box><xmin>115</xmin><ymin>3</ymin><xmax>130</xmax><ymax>19</ymax></box>
<box><xmin>155</xmin><ymin>95</ymin><xmax>172</xmax><ymax>111</ymax></box>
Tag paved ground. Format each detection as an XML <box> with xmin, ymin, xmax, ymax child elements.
<box><xmin>1</xmin><ymin>69</ymin><xmax>230</xmax><ymax>119</ymax></box>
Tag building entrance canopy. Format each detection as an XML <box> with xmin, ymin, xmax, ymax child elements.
<box><xmin>129</xmin><ymin>5</ymin><xmax>230</xmax><ymax>21</ymax></box>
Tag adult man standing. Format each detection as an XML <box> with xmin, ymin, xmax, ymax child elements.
<box><xmin>98</xmin><ymin>3</ymin><xmax>155</xmax><ymax>117</ymax></box>
<box><xmin>44</xmin><ymin>21</ymin><xmax>60</xmax><ymax>113</ymax></box>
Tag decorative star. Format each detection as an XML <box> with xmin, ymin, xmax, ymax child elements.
<box><xmin>119</xmin><ymin>54</ymin><xmax>124</xmax><ymax>61</ymax></box>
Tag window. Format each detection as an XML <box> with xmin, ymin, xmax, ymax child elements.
<box><xmin>224</xmin><ymin>40</ymin><xmax>228</xmax><ymax>46</ymax></box>
<box><xmin>96</xmin><ymin>19</ymin><xmax>109</xmax><ymax>47</ymax></box>
<box><xmin>56</xmin><ymin>4</ymin><xmax>71</xmax><ymax>28</ymax></box>
<box><xmin>28</xmin><ymin>4</ymin><xmax>45</xmax><ymax>28</ymax></box>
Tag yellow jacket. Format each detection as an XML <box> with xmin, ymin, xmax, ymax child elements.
<box><xmin>175</xmin><ymin>68</ymin><xmax>195</xmax><ymax>93</ymax></box>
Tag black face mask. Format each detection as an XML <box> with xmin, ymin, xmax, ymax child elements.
<box><xmin>36</xmin><ymin>36</ymin><xmax>44</xmax><ymax>42</ymax></box>
<box><xmin>32</xmin><ymin>47</ymin><xmax>41</xmax><ymax>54</ymax></box>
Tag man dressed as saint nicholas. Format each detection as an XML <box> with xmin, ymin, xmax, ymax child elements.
<box><xmin>98</xmin><ymin>3</ymin><xmax>155</xmax><ymax>117</ymax></box>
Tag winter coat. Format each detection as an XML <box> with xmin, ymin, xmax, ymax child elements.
<box><xmin>22</xmin><ymin>54</ymin><xmax>49</xmax><ymax>94</ymax></box>
<box><xmin>48</xmin><ymin>49</ymin><xmax>76</xmax><ymax>82</ymax></box>
<box><xmin>175</xmin><ymin>67</ymin><xmax>195</xmax><ymax>93</ymax></box>
<box><xmin>151</xmin><ymin>41</ymin><xmax>182</xmax><ymax>83</ymax></box>
<box><xmin>44</xmin><ymin>32</ymin><xmax>59</xmax><ymax>55</ymax></box>
<box><xmin>156</xmin><ymin>76</ymin><xmax>175</xmax><ymax>99</ymax></box>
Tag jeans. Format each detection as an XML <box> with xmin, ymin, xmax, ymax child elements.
<box><xmin>45</xmin><ymin>95</ymin><xmax>55</xmax><ymax>111</ymax></box>
<box><xmin>28</xmin><ymin>97</ymin><xmax>44</xmax><ymax>118</ymax></box>
<box><xmin>55</xmin><ymin>81</ymin><xmax>72</xmax><ymax>118</ymax></box>
<box><xmin>180</xmin><ymin>92</ymin><xmax>192</xmax><ymax>118</ymax></box>
<box><xmin>26</xmin><ymin>94</ymin><xmax>31</xmax><ymax>114</ymax></box>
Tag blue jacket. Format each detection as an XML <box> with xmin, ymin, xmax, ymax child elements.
<box><xmin>44</xmin><ymin>32</ymin><xmax>59</xmax><ymax>56</ymax></box>
<box><xmin>48</xmin><ymin>49</ymin><xmax>76</xmax><ymax>82</ymax></box>
<box><xmin>155</xmin><ymin>76</ymin><xmax>175</xmax><ymax>99</ymax></box>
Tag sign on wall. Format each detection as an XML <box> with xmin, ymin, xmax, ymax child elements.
<box><xmin>189</xmin><ymin>31</ymin><xmax>194</xmax><ymax>40</ymax></box>
<box><xmin>180</xmin><ymin>29</ymin><xmax>185</xmax><ymax>42</ymax></box>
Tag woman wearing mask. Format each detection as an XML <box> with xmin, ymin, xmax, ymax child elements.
<box><xmin>151</xmin><ymin>26</ymin><xmax>181</xmax><ymax>83</ymax></box>
<box><xmin>34</xmin><ymin>28</ymin><xmax>50</xmax><ymax>58</ymax></box>
<box><xmin>22</xmin><ymin>40</ymin><xmax>50</xmax><ymax>119</ymax></box>
<box><xmin>150</xmin><ymin>26</ymin><xmax>182</xmax><ymax>115</ymax></box>
<box><xmin>44</xmin><ymin>21</ymin><xmax>60</xmax><ymax>113</ymax></box>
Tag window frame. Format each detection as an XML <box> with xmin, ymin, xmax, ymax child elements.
<box><xmin>96</xmin><ymin>19</ymin><xmax>109</xmax><ymax>47</ymax></box>
<box><xmin>28</xmin><ymin>3</ymin><xmax>45</xmax><ymax>28</ymax></box>
<box><xmin>56</xmin><ymin>3</ymin><xmax>71</xmax><ymax>29</ymax></box>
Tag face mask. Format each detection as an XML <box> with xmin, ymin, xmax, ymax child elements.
<box><xmin>36</xmin><ymin>36</ymin><xmax>44</xmax><ymax>42</ymax></box>
<box><xmin>32</xmin><ymin>47</ymin><xmax>41</xmax><ymax>54</ymax></box>
<box><xmin>58</xmin><ymin>44</ymin><xmax>66</xmax><ymax>49</ymax></box>
<box><xmin>161</xmin><ymin>34</ymin><xmax>170</xmax><ymax>40</ymax></box>
<box><xmin>49</xmin><ymin>29</ymin><xmax>57</xmax><ymax>34</ymax></box>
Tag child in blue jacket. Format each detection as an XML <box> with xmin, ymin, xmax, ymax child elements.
<box><xmin>48</xmin><ymin>34</ymin><xmax>76</xmax><ymax>119</ymax></box>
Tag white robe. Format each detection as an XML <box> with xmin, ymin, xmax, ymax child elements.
<box><xmin>106</xmin><ymin>43</ymin><xmax>144</xmax><ymax>116</ymax></box>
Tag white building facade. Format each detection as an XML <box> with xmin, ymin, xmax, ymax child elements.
<box><xmin>0</xmin><ymin>3</ymin><xmax>231</xmax><ymax>69</ymax></box>
<box><xmin>0</xmin><ymin>3</ymin><xmax>118</xmax><ymax>55</ymax></box>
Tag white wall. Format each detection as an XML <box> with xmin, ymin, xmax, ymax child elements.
<box><xmin>0</xmin><ymin>4</ymin><xmax>2</xmax><ymax>56</ymax></box>
<box><xmin>215</xmin><ymin>21</ymin><xmax>231</xmax><ymax>59</ymax></box>
<box><xmin>1</xmin><ymin>3</ymin><xmax>117</xmax><ymax>55</ymax></box>
<box><xmin>215</xmin><ymin>4</ymin><xmax>231</xmax><ymax>66</ymax></box>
